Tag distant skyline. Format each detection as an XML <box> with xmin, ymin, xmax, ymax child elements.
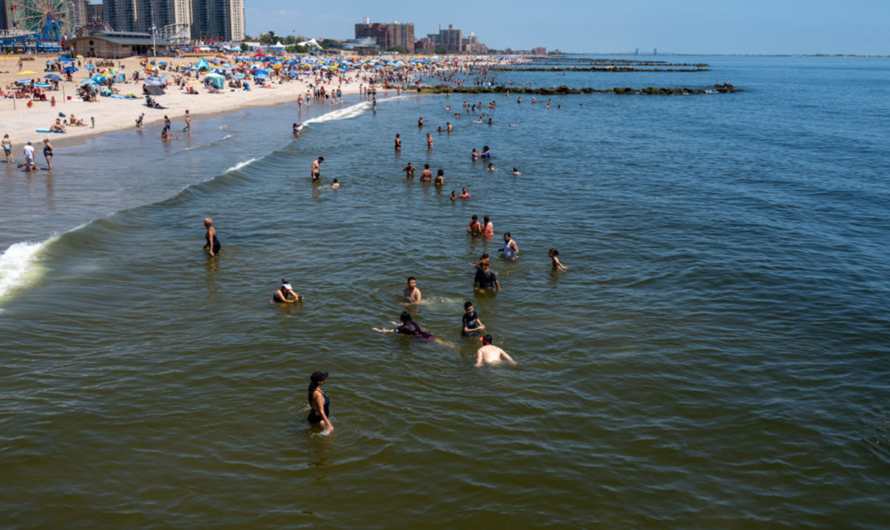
<box><xmin>244</xmin><ymin>0</ymin><xmax>890</xmax><ymax>55</ymax></box>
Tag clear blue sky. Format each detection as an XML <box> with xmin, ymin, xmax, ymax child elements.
<box><xmin>245</xmin><ymin>0</ymin><xmax>890</xmax><ymax>55</ymax></box>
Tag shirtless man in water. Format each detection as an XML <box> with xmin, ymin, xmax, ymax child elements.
<box><xmin>420</xmin><ymin>164</ymin><xmax>432</xmax><ymax>182</ymax></box>
<box><xmin>311</xmin><ymin>157</ymin><xmax>324</xmax><ymax>181</ymax></box>
<box><xmin>404</xmin><ymin>277</ymin><xmax>422</xmax><ymax>305</ymax></box>
<box><xmin>475</xmin><ymin>335</ymin><xmax>517</xmax><ymax>367</ymax></box>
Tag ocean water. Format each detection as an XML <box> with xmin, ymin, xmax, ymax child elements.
<box><xmin>1</xmin><ymin>56</ymin><xmax>890</xmax><ymax>528</ymax></box>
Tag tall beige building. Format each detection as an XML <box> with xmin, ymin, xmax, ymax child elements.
<box><xmin>102</xmin><ymin>0</ymin><xmax>243</xmax><ymax>41</ymax></box>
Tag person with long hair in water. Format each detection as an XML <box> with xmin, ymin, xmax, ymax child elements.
<box><xmin>307</xmin><ymin>372</ymin><xmax>333</xmax><ymax>433</ymax></box>
<box><xmin>373</xmin><ymin>312</ymin><xmax>434</xmax><ymax>340</ymax></box>
<box><xmin>203</xmin><ymin>218</ymin><xmax>221</xmax><ymax>256</ymax></box>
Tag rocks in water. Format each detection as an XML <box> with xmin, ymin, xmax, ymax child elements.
<box><xmin>715</xmin><ymin>84</ymin><xmax>738</xmax><ymax>93</ymax></box>
<box><xmin>419</xmin><ymin>85</ymin><xmax>739</xmax><ymax>96</ymax></box>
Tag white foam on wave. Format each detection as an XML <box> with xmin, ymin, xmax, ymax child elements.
<box><xmin>0</xmin><ymin>240</ymin><xmax>51</xmax><ymax>299</ymax></box>
<box><xmin>302</xmin><ymin>101</ymin><xmax>371</xmax><ymax>128</ymax></box>
<box><xmin>222</xmin><ymin>134</ymin><xmax>233</xmax><ymax>140</ymax></box>
<box><xmin>226</xmin><ymin>157</ymin><xmax>259</xmax><ymax>173</ymax></box>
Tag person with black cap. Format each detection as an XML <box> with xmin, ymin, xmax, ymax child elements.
<box><xmin>307</xmin><ymin>372</ymin><xmax>333</xmax><ymax>433</ymax></box>
<box><xmin>273</xmin><ymin>279</ymin><xmax>303</xmax><ymax>303</ymax></box>
<box><xmin>475</xmin><ymin>335</ymin><xmax>517</xmax><ymax>367</ymax></box>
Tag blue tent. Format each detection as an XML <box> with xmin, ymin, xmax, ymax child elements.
<box><xmin>195</xmin><ymin>59</ymin><xmax>210</xmax><ymax>70</ymax></box>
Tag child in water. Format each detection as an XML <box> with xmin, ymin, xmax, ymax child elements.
<box><xmin>549</xmin><ymin>249</ymin><xmax>568</xmax><ymax>271</ymax></box>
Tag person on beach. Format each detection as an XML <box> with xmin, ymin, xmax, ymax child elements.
<box><xmin>500</xmin><ymin>233</ymin><xmax>519</xmax><ymax>260</ymax></box>
<box><xmin>403</xmin><ymin>162</ymin><xmax>416</xmax><ymax>179</ymax></box>
<box><xmin>426</xmin><ymin>133</ymin><xmax>433</xmax><ymax>149</ymax></box>
<box><xmin>2</xmin><ymin>135</ymin><xmax>13</xmax><ymax>164</ymax></box>
<box><xmin>462</xmin><ymin>301</ymin><xmax>485</xmax><ymax>337</ymax></box>
<box><xmin>273</xmin><ymin>279</ymin><xmax>303</xmax><ymax>303</ymax></box>
<box><xmin>184</xmin><ymin>110</ymin><xmax>191</xmax><ymax>132</ymax></box>
<box><xmin>22</xmin><ymin>141</ymin><xmax>35</xmax><ymax>171</ymax></box>
<box><xmin>404</xmin><ymin>277</ymin><xmax>422</xmax><ymax>305</ymax></box>
<box><xmin>394</xmin><ymin>134</ymin><xmax>402</xmax><ymax>150</ymax></box>
<box><xmin>420</xmin><ymin>164</ymin><xmax>432</xmax><ymax>182</ymax></box>
<box><xmin>160</xmin><ymin>128</ymin><xmax>170</xmax><ymax>141</ymax></box>
<box><xmin>474</xmin><ymin>261</ymin><xmax>501</xmax><ymax>292</ymax></box>
<box><xmin>307</xmin><ymin>371</ymin><xmax>333</xmax><ymax>433</ymax></box>
<box><xmin>549</xmin><ymin>249</ymin><xmax>568</xmax><ymax>271</ymax></box>
<box><xmin>42</xmin><ymin>139</ymin><xmax>53</xmax><ymax>171</ymax></box>
<box><xmin>467</xmin><ymin>215</ymin><xmax>483</xmax><ymax>236</ymax></box>
<box><xmin>434</xmin><ymin>169</ymin><xmax>445</xmax><ymax>187</ymax></box>
<box><xmin>203</xmin><ymin>218</ymin><xmax>221</xmax><ymax>256</ymax></box>
<box><xmin>164</xmin><ymin>115</ymin><xmax>171</xmax><ymax>131</ymax></box>
<box><xmin>373</xmin><ymin>312</ymin><xmax>434</xmax><ymax>340</ymax></box>
<box><xmin>91</xmin><ymin>117</ymin><xmax>96</xmax><ymax>129</ymax></box>
<box><xmin>136</xmin><ymin>113</ymin><xmax>145</xmax><ymax>128</ymax></box>
<box><xmin>475</xmin><ymin>335</ymin><xmax>517</xmax><ymax>367</ymax></box>
<box><xmin>311</xmin><ymin>157</ymin><xmax>324</xmax><ymax>182</ymax></box>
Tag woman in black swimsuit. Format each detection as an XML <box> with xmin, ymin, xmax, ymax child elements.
<box><xmin>307</xmin><ymin>371</ymin><xmax>333</xmax><ymax>432</ymax></box>
<box><xmin>373</xmin><ymin>312</ymin><xmax>434</xmax><ymax>340</ymax></box>
<box><xmin>42</xmin><ymin>138</ymin><xmax>53</xmax><ymax>171</ymax></box>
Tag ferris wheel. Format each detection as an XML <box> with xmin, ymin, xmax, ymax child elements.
<box><xmin>8</xmin><ymin>0</ymin><xmax>74</xmax><ymax>40</ymax></box>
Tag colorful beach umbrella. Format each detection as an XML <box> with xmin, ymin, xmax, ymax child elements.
<box><xmin>18</xmin><ymin>70</ymin><xmax>36</xmax><ymax>75</ymax></box>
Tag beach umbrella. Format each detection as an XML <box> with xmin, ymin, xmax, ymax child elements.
<box><xmin>64</xmin><ymin>66</ymin><xmax>78</xmax><ymax>72</ymax></box>
<box><xmin>145</xmin><ymin>77</ymin><xmax>167</xmax><ymax>86</ymax></box>
<box><xmin>85</xmin><ymin>64</ymin><xmax>95</xmax><ymax>70</ymax></box>
<box><xmin>81</xmin><ymin>79</ymin><xmax>97</xmax><ymax>84</ymax></box>
<box><xmin>45</xmin><ymin>74</ymin><xmax>63</xmax><ymax>81</ymax></box>
<box><xmin>34</xmin><ymin>83</ymin><xmax>52</xmax><ymax>88</ymax></box>
<box><xmin>18</xmin><ymin>70</ymin><xmax>36</xmax><ymax>75</ymax></box>
<box><xmin>15</xmin><ymin>79</ymin><xmax>32</xmax><ymax>84</ymax></box>
<box><xmin>59</xmin><ymin>57</ymin><xmax>74</xmax><ymax>63</ymax></box>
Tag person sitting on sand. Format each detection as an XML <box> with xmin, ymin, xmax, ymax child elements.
<box><xmin>273</xmin><ymin>279</ymin><xmax>303</xmax><ymax>303</ymax></box>
<box><xmin>50</xmin><ymin>119</ymin><xmax>67</xmax><ymax>133</ymax></box>
<box><xmin>475</xmin><ymin>335</ymin><xmax>517</xmax><ymax>367</ymax></box>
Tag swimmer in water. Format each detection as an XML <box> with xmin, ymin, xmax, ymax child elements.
<box><xmin>471</xmin><ymin>253</ymin><xmax>490</xmax><ymax>270</ymax></box>
<box><xmin>403</xmin><ymin>162</ymin><xmax>416</xmax><ymax>179</ymax></box>
<box><xmin>482</xmin><ymin>215</ymin><xmax>494</xmax><ymax>236</ymax></box>
<box><xmin>481</xmin><ymin>146</ymin><xmax>491</xmax><ymax>158</ymax></box>
<box><xmin>273</xmin><ymin>279</ymin><xmax>303</xmax><ymax>303</ymax></box>
<box><xmin>373</xmin><ymin>312</ymin><xmax>434</xmax><ymax>339</ymax></box>
<box><xmin>311</xmin><ymin>156</ymin><xmax>324</xmax><ymax>182</ymax></box>
<box><xmin>394</xmin><ymin>133</ymin><xmax>402</xmax><ymax>150</ymax></box>
<box><xmin>467</xmin><ymin>215</ymin><xmax>483</xmax><ymax>237</ymax></box>
<box><xmin>549</xmin><ymin>248</ymin><xmax>568</xmax><ymax>271</ymax></box>
<box><xmin>487</xmin><ymin>163</ymin><xmax>495</xmax><ymax>172</ymax></box>
<box><xmin>462</xmin><ymin>301</ymin><xmax>485</xmax><ymax>337</ymax></box>
<box><xmin>500</xmin><ymin>232</ymin><xmax>519</xmax><ymax>260</ymax></box>
<box><xmin>307</xmin><ymin>371</ymin><xmax>333</xmax><ymax>433</ymax></box>
<box><xmin>418</xmin><ymin>116</ymin><xmax>424</xmax><ymax>127</ymax></box>
<box><xmin>435</xmin><ymin>169</ymin><xmax>445</xmax><ymax>187</ymax></box>
<box><xmin>404</xmin><ymin>276</ymin><xmax>422</xmax><ymax>305</ymax></box>
<box><xmin>488</xmin><ymin>118</ymin><xmax>493</xmax><ymax>125</ymax></box>
<box><xmin>459</xmin><ymin>187</ymin><xmax>471</xmax><ymax>198</ymax></box>
<box><xmin>447</xmin><ymin>122</ymin><xmax>453</xmax><ymax>132</ymax></box>
<box><xmin>426</xmin><ymin>133</ymin><xmax>433</xmax><ymax>149</ymax></box>
<box><xmin>420</xmin><ymin>164</ymin><xmax>432</xmax><ymax>182</ymax></box>
<box><xmin>293</xmin><ymin>123</ymin><xmax>301</xmax><ymax>138</ymax></box>
<box><xmin>475</xmin><ymin>335</ymin><xmax>517</xmax><ymax>367</ymax></box>
<box><xmin>474</xmin><ymin>261</ymin><xmax>501</xmax><ymax>292</ymax></box>
<box><xmin>471</xmin><ymin>148</ymin><xmax>479</xmax><ymax>160</ymax></box>
<box><xmin>512</xmin><ymin>168</ymin><xmax>521</xmax><ymax>176</ymax></box>
<box><xmin>203</xmin><ymin>218</ymin><xmax>221</xmax><ymax>256</ymax></box>
<box><xmin>332</xmin><ymin>178</ymin><xmax>340</xmax><ymax>189</ymax></box>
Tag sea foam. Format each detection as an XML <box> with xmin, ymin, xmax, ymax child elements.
<box><xmin>0</xmin><ymin>241</ymin><xmax>48</xmax><ymax>299</ymax></box>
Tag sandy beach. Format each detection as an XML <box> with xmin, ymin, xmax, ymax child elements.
<box><xmin>0</xmin><ymin>54</ymin><xmax>373</xmax><ymax>149</ymax></box>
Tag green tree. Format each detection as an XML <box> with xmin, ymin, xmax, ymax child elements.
<box><xmin>240</xmin><ymin>42</ymin><xmax>248</xmax><ymax>52</ymax></box>
<box><xmin>435</xmin><ymin>47</ymin><xmax>448</xmax><ymax>55</ymax></box>
<box><xmin>386</xmin><ymin>46</ymin><xmax>408</xmax><ymax>54</ymax></box>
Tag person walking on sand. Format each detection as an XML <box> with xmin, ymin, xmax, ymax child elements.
<box><xmin>311</xmin><ymin>157</ymin><xmax>324</xmax><ymax>182</ymax></box>
<box><xmin>2</xmin><ymin>134</ymin><xmax>13</xmax><ymax>164</ymax></box>
<box><xmin>184</xmin><ymin>110</ymin><xmax>191</xmax><ymax>132</ymax></box>
<box><xmin>203</xmin><ymin>218</ymin><xmax>221</xmax><ymax>256</ymax></box>
<box><xmin>42</xmin><ymin>139</ymin><xmax>53</xmax><ymax>171</ymax></box>
<box><xmin>307</xmin><ymin>372</ymin><xmax>334</xmax><ymax>433</ymax></box>
<box><xmin>475</xmin><ymin>335</ymin><xmax>517</xmax><ymax>367</ymax></box>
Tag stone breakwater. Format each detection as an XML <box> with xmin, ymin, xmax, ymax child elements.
<box><xmin>421</xmin><ymin>84</ymin><xmax>740</xmax><ymax>96</ymax></box>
